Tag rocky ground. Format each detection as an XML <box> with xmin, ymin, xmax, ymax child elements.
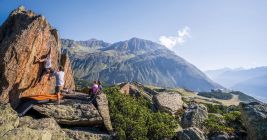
<box><xmin>0</xmin><ymin>95</ymin><xmax>112</xmax><ymax>140</ymax></box>
<box><xmin>115</xmin><ymin>82</ymin><xmax>267</xmax><ymax>140</ymax></box>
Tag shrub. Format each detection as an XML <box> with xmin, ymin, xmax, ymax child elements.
<box><xmin>205</xmin><ymin>104</ymin><xmax>228</xmax><ymax>114</ymax></box>
<box><xmin>105</xmin><ymin>87</ymin><xmax>178</xmax><ymax>140</ymax></box>
<box><xmin>204</xmin><ymin>104</ymin><xmax>244</xmax><ymax>137</ymax></box>
<box><xmin>205</xmin><ymin>114</ymin><xmax>234</xmax><ymax>136</ymax></box>
<box><xmin>224</xmin><ymin>111</ymin><xmax>243</xmax><ymax>130</ymax></box>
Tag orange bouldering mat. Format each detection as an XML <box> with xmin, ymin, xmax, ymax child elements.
<box><xmin>24</xmin><ymin>94</ymin><xmax>63</xmax><ymax>101</ymax></box>
<box><xmin>17</xmin><ymin>94</ymin><xmax>63</xmax><ymax>117</ymax></box>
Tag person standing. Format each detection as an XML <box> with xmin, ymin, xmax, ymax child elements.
<box><xmin>52</xmin><ymin>66</ymin><xmax>64</xmax><ymax>104</ymax></box>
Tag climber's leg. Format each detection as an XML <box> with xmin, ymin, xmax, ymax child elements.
<box><xmin>33</xmin><ymin>68</ymin><xmax>46</xmax><ymax>86</ymax></box>
<box><xmin>47</xmin><ymin>68</ymin><xmax>54</xmax><ymax>80</ymax></box>
<box><xmin>55</xmin><ymin>86</ymin><xmax>62</xmax><ymax>104</ymax></box>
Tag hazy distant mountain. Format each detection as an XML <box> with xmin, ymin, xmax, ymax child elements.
<box><xmin>205</xmin><ymin>67</ymin><xmax>267</xmax><ymax>102</ymax></box>
<box><xmin>205</xmin><ymin>67</ymin><xmax>234</xmax><ymax>81</ymax></box>
<box><xmin>62</xmin><ymin>38</ymin><xmax>222</xmax><ymax>91</ymax></box>
<box><xmin>232</xmin><ymin>74</ymin><xmax>267</xmax><ymax>102</ymax></box>
<box><xmin>205</xmin><ymin>67</ymin><xmax>267</xmax><ymax>88</ymax></box>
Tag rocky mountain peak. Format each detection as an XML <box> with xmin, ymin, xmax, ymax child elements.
<box><xmin>127</xmin><ymin>37</ymin><xmax>166</xmax><ymax>51</ymax></box>
<box><xmin>10</xmin><ymin>5</ymin><xmax>26</xmax><ymax>16</ymax></box>
<box><xmin>77</xmin><ymin>38</ymin><xmax>110</xmax><ymax>48</ymax></box>
<box><xmin>102</xmin><ymin>37</ymin><xmax>166</xmax><ymax>54</ymax></box>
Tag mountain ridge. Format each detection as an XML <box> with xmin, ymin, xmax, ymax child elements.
<box><xmin>62</xmin><ymin>38</ymin><xmax>223</xmax><ymax>91</ymax></box>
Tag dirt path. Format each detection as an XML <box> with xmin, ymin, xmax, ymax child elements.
<box><xmin>176</xmin><ymin>88</ymin><xmax>240</xmax><ymax>106</ymax></box>
<box><xmin>218</xmin><ymin>94</ymin><xmax>240</xmax><ymax>106</ymax></box>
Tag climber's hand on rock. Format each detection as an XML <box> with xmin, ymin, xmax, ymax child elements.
<box><xmin>34</xmin><ymin>56</ymin><xmax>39</xmax><ymax>62</ymax></box>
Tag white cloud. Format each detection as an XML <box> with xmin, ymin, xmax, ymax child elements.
<box><xmin>159</xmin><ymin>26</ymin><xmax>191</xmax><ymax>50</ymax></box>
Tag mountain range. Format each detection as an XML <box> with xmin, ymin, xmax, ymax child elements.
<box><xmin>205</xmin><ymin>67</ymin><xmax>267</xmax><ymax>102</ymax></box>
<box><xmin>61</xmin><ymin>38</ymin><xmax>222</xmax><ymax>91</ymax></box>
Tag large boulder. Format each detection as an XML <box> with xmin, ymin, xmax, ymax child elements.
<box><xmin>153</xmin><ymin>92</ymin><xmax>185</xmax><ymax>115</ymax></box>
<box><xmin>2</xmin><ymin>116</ymin><xmax>67</xmax><ymax>140</ymax></box>
<box><xmin>0</xmin><ymin>102</ymin><xmax>19</xmax><ymax>137</ymax></box>
<box><xmin>176</xmin><ymin>127</ymin><xmax>206</xmax><ymax>140</ymax></box>
<box><xmin>0</xmin><ymin>101</ymin><xmax>111</xmax><ymax>140</ymax></box>
<box><xmin>96</xmin><ymin>93</ymin><xmax>113</xmax><ymax>133</ymax></box>
<box><xmin>33</xmin><ymin>99</ymin><xmax>103</xmax><ymax>126</ymax></box>
<box><xmin>0</xmin><ymin>102</ymin><xmax>67</xmax><ymax>140</ymax></box>
<box><xmin>0</xmin><ymin>6</ymin><xmax>75</xmax><ymax>108</ymax></box>
<box><xmin>61</xmin><ymin>53</ymin><xmax>75</xmax><ymax>90</ymax></box>
<box><xmin>240</xmin><ymin>102</ymin><xmax>267</xmax><ymax>140</ymax></box>
<box><xmin>181</xmin><ymin>103</ymin><xmax>208</xmax><ymax>129</ymax></box>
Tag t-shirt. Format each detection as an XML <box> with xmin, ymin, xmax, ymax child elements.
<box><xmin>45</xmin><ymin>55</ymin><xmax>52</xmax><ymax>68</ymax></box>
<box><xmin>54</xmin><ymin>71</ymin><xmax>64</xmax><ymax>86</ymax></box>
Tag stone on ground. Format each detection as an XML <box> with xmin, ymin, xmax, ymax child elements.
<box><xmin>176</xmin><ymin>127</ymin><xmax>206</xmax><ymax>140</ymax></box>
<box><xmin>181</xmin><ymin>103</ymin><xmax>208</xmax><ymax>129</ymax></box>
<box><xmin>153</xmin><ymin>92</ymin><xmax>185</xmax><ymax>115</ymax></box>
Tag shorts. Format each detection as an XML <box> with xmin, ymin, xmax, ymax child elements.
<box><xmin>45</xmin><ymin>68</ymin><xmax>54</xmax><ymax>73</ymax></box>
<box><xmin>55</xmin><ymin>86</ymin><xmax>63</xmax><ymax>93</ymax></box>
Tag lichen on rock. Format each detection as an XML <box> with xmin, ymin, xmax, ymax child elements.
<box><xmin>33</xmin><ymin>99</ymin><xmax>103</xmax><ymax>126</ymax></box>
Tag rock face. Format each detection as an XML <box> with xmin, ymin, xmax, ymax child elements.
<box><xmin>240</xmin><ymin>102</ymin><xmax>267</xmax><ymax>140</ymax></box>
<box><xmin>3</xmin><ymin>116</ymin><xmax>67</xmax><ymax>140</ymax></box>
<box><xmin>0</xmin><ymin>6</ymin><xmax>75</xmax><ymax>108</ymax></box>
<box><xmin>153</xmin><ymin>92</ymin><xmax>185</xmax><ymax>115</ymax></box>
<box><xmin>33</xmin><ymin>99</ymin><xmax>103</xmax><ymax>126</ymax></box>
<box><xmin>0</xmin><ymin>101</ymin><xmax>66</xmax><ymax>140</ymax></box>
<box><xmin>61</xmin><ymin>53</ymin><xmax>75</xmax><ymax>90</ymax></box>
<box><xmin>176</xmin><ymin>127</ymin><xmax>206</xmax><ymax>140</ymax></box>
<box><xmin>181</xmin><ymin>103</ymin><xmax>208</xmax><ymax>129</ymax></box>
<box><xmin>0</xmin><ymin>101</ymin><xmax>111</xmax><ymax>140</ymax></box>
<box><xmin>96</xmin><ymin>93</ymin><xmax>113</xmax><ymax>133</ymax></box>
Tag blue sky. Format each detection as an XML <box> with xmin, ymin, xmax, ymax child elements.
<box><xmin>1</xmin><ymin>0</ymin><xmax>267</xmax><ymax>70</ymax></box>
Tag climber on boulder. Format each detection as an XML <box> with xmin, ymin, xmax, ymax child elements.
<box><xmin>51</xmin><ymin>66</ymin><xmax>65</xmax><ymax>104</ymax></box>
<box><xmin>34</xmin><ymin>48</ymin><xmax>53</xmax><ymax>85</ymax></box>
